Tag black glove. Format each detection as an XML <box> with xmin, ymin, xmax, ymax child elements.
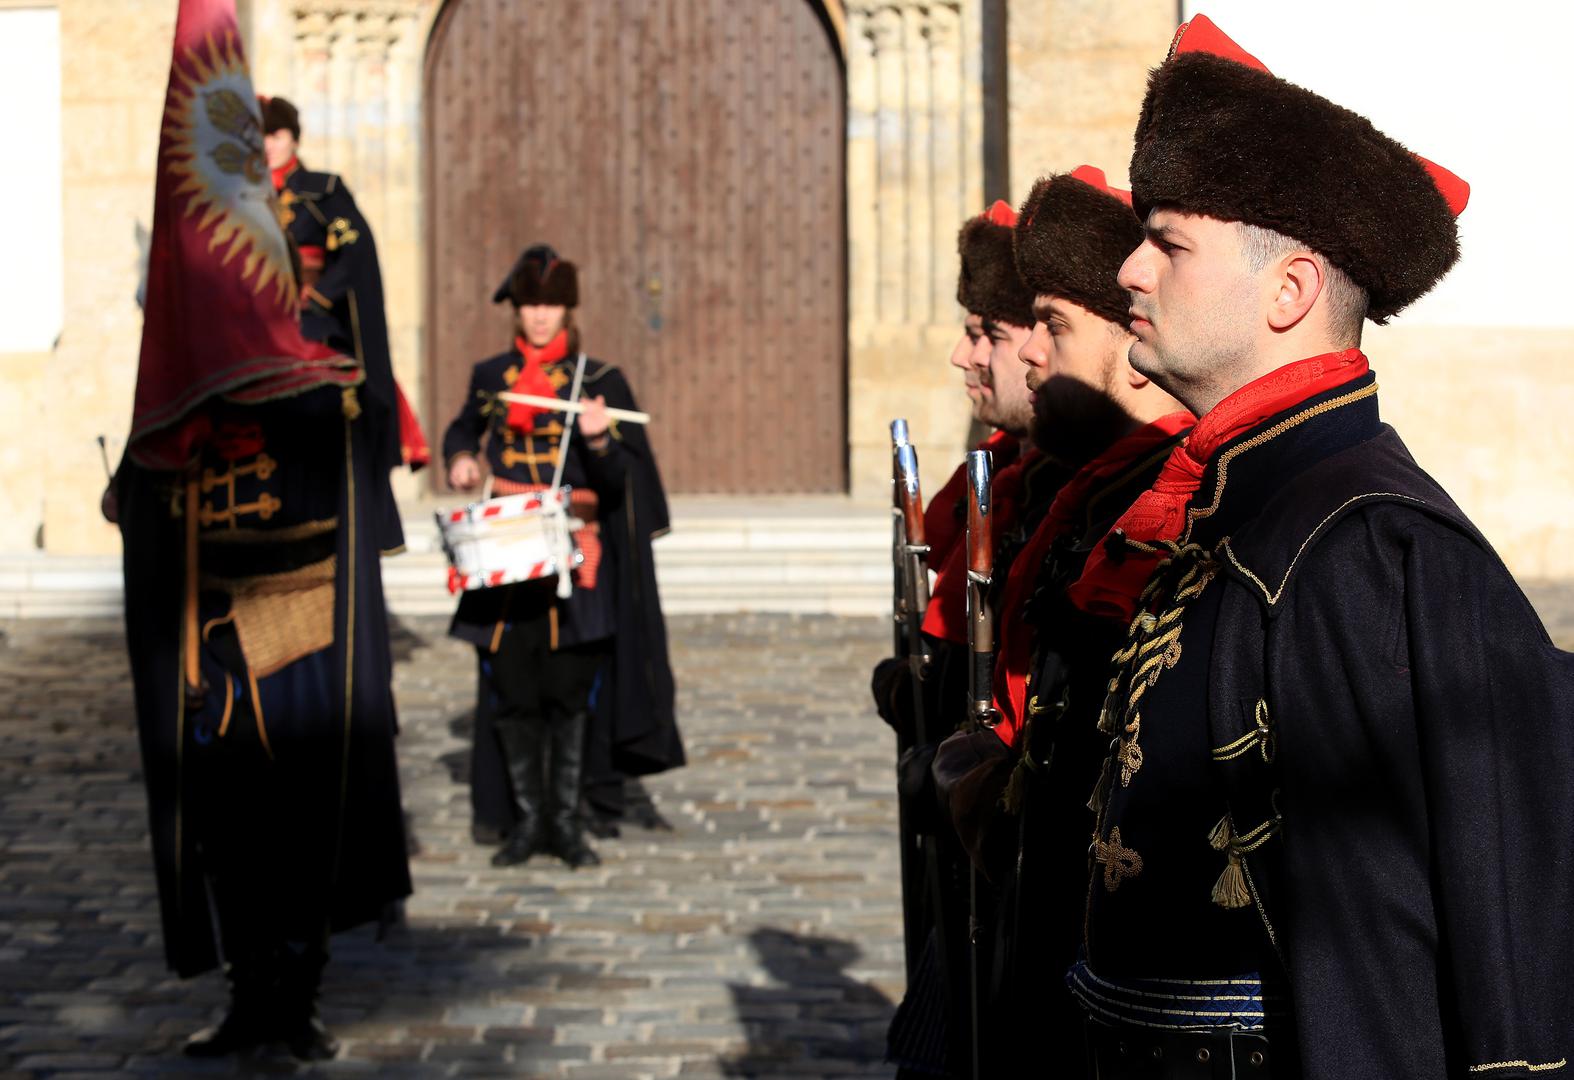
<box><xmin>870</xmin><ymin>655</ymin><xmax>916</xmax><ymax>742</ymax></box>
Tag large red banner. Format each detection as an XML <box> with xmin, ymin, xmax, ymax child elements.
<box><xmin>128</xmin><ymin>0</ymin><xmax>359</xmax><ymax>470</ymax></box>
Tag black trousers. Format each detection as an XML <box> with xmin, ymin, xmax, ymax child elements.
<box><xmin>477</xmin><ymin>611</ymin><xmax>606</xmax><ymax>817</ymax></box>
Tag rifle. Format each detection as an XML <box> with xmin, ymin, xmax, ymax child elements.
<box><xmin>964</xmin><ymin>448</ymin><xmax>998</xmax><ymax>1080</ymax></box>
<box><xmin>889</xmin><ymin>420</ymin><xmax>935</xmax><ymax>979</ymax></box>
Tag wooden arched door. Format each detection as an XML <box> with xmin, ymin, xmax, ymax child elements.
<box><xmin>424</xmin><ymin>0</ymin><xmax>847</xmax><ymax>493</ymax></box>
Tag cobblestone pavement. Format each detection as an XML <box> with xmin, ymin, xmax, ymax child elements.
<box><xmin>0</xmin><ymin>614</ymin><xmax>903</xmax><ymax>1079</ymax></box>
<box><xmin>5</xmin><ymin>585</ymin><xmax>1574</xmax><ymax>1080</ymax></box>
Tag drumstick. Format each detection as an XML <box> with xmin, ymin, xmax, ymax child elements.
<box><xmin>496</xmin><ymin>392</ymin><xmax>651</xmax><ymax>425</ymax></box>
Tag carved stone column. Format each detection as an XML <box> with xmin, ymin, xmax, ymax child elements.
<box><xmin>845</xmin><ymin>1</ymin><xmax>984</xmax><ymax>500</ymax></box>
<box><xmin>322</xmin><ymin>10</ymin><xmax>357</xmax><ymax>173</ymax></box>
<box><xmin>275</xmin><ymin>0</ymin><xmax>430</xmax><ymax>503</ymax></box>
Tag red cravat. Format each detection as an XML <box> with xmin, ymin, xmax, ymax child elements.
<box><xmin>505</xmin><ymin>330</ymin><xmax>571</xmax><ymax>432</ymax></box>
<box><xmin>989</xmin><ymin>411</ymin><xmax>1194</xmax><ymax>745</ymax></box>
<box><xmin>1070</xmin><ymin>350</ymin><xmax>1370</xmax><ymax>623</ymax></box>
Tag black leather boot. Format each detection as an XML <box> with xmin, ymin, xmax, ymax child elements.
<box><xmin>492</xmin><ymin>720</ymin><xmax>545</xmax><ymax>867</ymax></box>
<box><xmin>276</xmin><ymin>939</ymin><xmax>337</xmax><ymax>1061</ymax></box>
<box><xmin>545</xmin><ymin>710</ymin><xmax>600</xmax><ymax>868</ymax></box>
<box><xmin>184</xmin><ymin>953</ymin><xmax>277</xmax><ymax>1057</ymax></box>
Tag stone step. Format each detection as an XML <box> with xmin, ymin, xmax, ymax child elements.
<box><xmin>0</xmin><ymin>497</ymin><xmax>897</xmax><ymax>618</ymax></box>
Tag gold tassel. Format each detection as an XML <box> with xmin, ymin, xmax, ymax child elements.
<box><xmin>1212</xmin><ymin>857</ymin><xmax>1252</xmax><ymax>909</ymax></box>
<box><xmin>341</xmin><ymin>387</ymin><xmax>361</xmax><ymax>420</ymax></box>
<box><xmin>1208</xmin><ymin>815</ymin><xmax>1251</xmax><ymax>909</ymax></box>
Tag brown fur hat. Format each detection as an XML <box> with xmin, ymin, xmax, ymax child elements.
<box><xmin>957</xmin><ymin>201</ymin><xmax>1036</xmax><ymax>328</ymax></box>
<box><xmin>492</xmin><ymin>244</ymin><xmax>579</xmax><ymax>308</ymax></box>
<box><xmin>258</xmin><ymin>95</ymin><xmax>300</xmax><ymax>140</ymax></box>
<box><xmin>1130</xmin><ymin>15</ymin><xmax>1469</xmax><ymax>323</ymax></box>
<box><xmin>1013</xmin><ymin>166</ymin><xmax>1142</xmax><ymax>326</ymax></box>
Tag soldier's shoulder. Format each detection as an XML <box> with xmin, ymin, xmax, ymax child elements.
<box><xmin>284</xmin><ymin>167</ymin><xmax>343</xmax><ymax>198</ymax></box>
<box><xmin>580</xmin><ymin>357</ymin><xmax>624</xmax><ymax>386</ymax></box>
<box><xmin>470</xmin><ymin>349</ymin><xmax>518</xmax><ymax>384</ymax></box>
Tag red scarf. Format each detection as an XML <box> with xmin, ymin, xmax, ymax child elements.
<box><xmin>1070</xmin><ymin>349</ymin><xmax>1370</xmax><ymax>623</ymax></box>
<box><xmin>506</xmin><ymin>330</ymin><xmax>570</xmax><ymax>432</ymax></box>
<box><xmin>924</xmin><ymin>430</ymin><xmax>1019</xmax><ymax>570</ymax></box>
<box><xmin>270</xmin><ymin>155</ymin><xmax>299</xmax><ymax>192</ymax></box>
<box><xmin>922</xmin><ymin>443</ymin><xmax>1037</xmax><ymax>646</ymax></box>
<box><xmin>989</xmin><ymin>412</ymin><xmax>1194</xmax><ymax>746</ymax></box>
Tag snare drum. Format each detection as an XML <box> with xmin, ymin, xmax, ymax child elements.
<box><xmin>436</xmin><ymin>487</ymin><xmax>584</xmax><ymax>597</ymax></box>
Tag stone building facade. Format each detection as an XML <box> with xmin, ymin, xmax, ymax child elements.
<box><xmin>3</xmin><ymin>0</ymin><xmax>1572</xmax><ymax>579</ymax></box>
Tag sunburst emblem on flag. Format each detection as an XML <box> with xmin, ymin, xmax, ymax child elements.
<box><xmin>162</xmin><ymin>29</ymin><xmax>296</xmax><ymax>306</ymax></box>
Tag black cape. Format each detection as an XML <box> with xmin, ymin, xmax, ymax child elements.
<box><xmin>118</xmin><ymin>386</ymin><xmax>411</xmax><ymax>977</ymax></box>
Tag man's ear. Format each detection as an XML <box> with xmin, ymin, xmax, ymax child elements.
<box><xmin>1267</xmin><ymin>254</ymin><xmax>1325</xmax><ymax>332</ymax></box>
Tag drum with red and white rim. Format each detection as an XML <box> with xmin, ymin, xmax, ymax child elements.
<box><xmin>435</xmin><ymin>487</ymin><xmax>582</xmax><ymax>597</ymax></box>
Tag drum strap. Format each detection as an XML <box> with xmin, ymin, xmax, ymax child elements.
<box><xmin>548</xmin><ymin>351</ymin><xmax>590</xmax><ymax>495</ymax></box>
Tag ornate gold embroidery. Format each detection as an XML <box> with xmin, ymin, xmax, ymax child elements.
<box><xmin>501</xmin><ymin>446</ymin><xmax>559</xmax><ymax>468</ymax></box>
<box><xmin>199</xmin><ymin>454</ymin><xmax>281</xmax><ymax>529</ymax></box>
<box><xmin>503</xmin><ymin>364</ymin><xmax>520</xmax><ymax>385</ymax></box>
<box><xmin>1094</xmin><ymin>827</ymin><xmax>1143</xmax><ymax>891</ymax></box>
<box><xmin>275</xmin><ymin>187</ymin><xmax>296</xmax><ymax>228</ymax></box>
<box><xmin>1101</xmin><ymin>553</ymin><xmax>1215</xmax><ymax>788</ymax></box>
<box><xmin>325</xmin><ymin>216</ymin><xmax>359</xmax><ymax>250</ymax></box>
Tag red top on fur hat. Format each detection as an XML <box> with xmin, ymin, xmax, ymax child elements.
<box><xmin>1169</xmin><ymin>14</ymin><xmax>1269</xmax><ymax>72</ymax></box>
<box><xmin>1067</xmin><ymin>165</ymin><xmax>1133</xmax><ymax>207</ymax></box>
<box><xmin>983</xmin><ymin>200</ymin><xmax>1018</xmax><ymax>228</ymax></box>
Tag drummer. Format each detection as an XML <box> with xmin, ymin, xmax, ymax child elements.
<box><xmin>442</xmin><ymin>244</ymin><xmax>680</xmax><ymax>868</ymax></box>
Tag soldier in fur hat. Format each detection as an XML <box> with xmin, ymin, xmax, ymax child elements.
<box><xmin>442</xmin><ymin>245</ymin><xmax>681</xmax><ymax>870</ymax></box>
<box><xmin>942</xmin><ymin>166</ymin><xmax>1196</xmax><ymax>1075</ymax></box>
<box><xmin>1068</xmin><ymin>15</ymin><xmax>1571</xmax><ymax>1078</ymax></box>
<box><xmin>259</xmin><ymin>96</ymin><xmax>411</xmax><ymax>524</ymax></box>
<box><xmin>877</xmin><ymin>201</ymin><xmax>1070</xmax><ymax>1079</ymax></box>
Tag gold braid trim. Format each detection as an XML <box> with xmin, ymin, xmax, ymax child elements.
<box><xmin>1469</xmin><ymin>1061</ymin><xmax>1567</xmax><ymax>1074</ymax></box>
<box><xmin>1179</xmin><ymin>382</ymin><xmax>1380</xmax><ymax>544</ymax></box>
<box><xmin>1212</xmin><ymin>699</ymin><xmax>1276</xmax><ymax>764</ymax></box>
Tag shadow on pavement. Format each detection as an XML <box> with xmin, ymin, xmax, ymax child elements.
<box><xmin>719</xmin><ymin>926</ymin><xmax>894</xmax><ymax>1077</ymax></box>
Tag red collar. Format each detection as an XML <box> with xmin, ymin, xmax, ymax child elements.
<box><xmin>991</xmin><ymin>412</ymin><xmax>1194</xmax><ymax>744</ymax></box>
<box><xmin>270</xmin><ymin>155</ymin><xmax>299</xmax><ymax>192</ymax></box>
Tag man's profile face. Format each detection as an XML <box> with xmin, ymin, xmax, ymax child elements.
<box><xmin>263</xmin><ymin>129</ymin><xmax>297</xmax><ymax>171</ymax></box>
<box><xmin>979</xmin><ymin>318</ymin><xmax>1033</xmax><ymax>436</ymax></box>
<box><xmin>518</xmin><ymin>304</ymin><xmax>568</xmax><ymax>347</ymax></box>
<box><xmin>1117</xmin><ymin>209</ymin><xmax>1258</xmax><ymax>396</ymax></box>
<box><xmin>1020</xmin><ymin>295</ymin><xmax>1133</xmax><ymax>464</ymax></box>
<box><xmin>948</xmin><ymin>313</ymin><xmax>991</xmax><ymax>420</ymax></box>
